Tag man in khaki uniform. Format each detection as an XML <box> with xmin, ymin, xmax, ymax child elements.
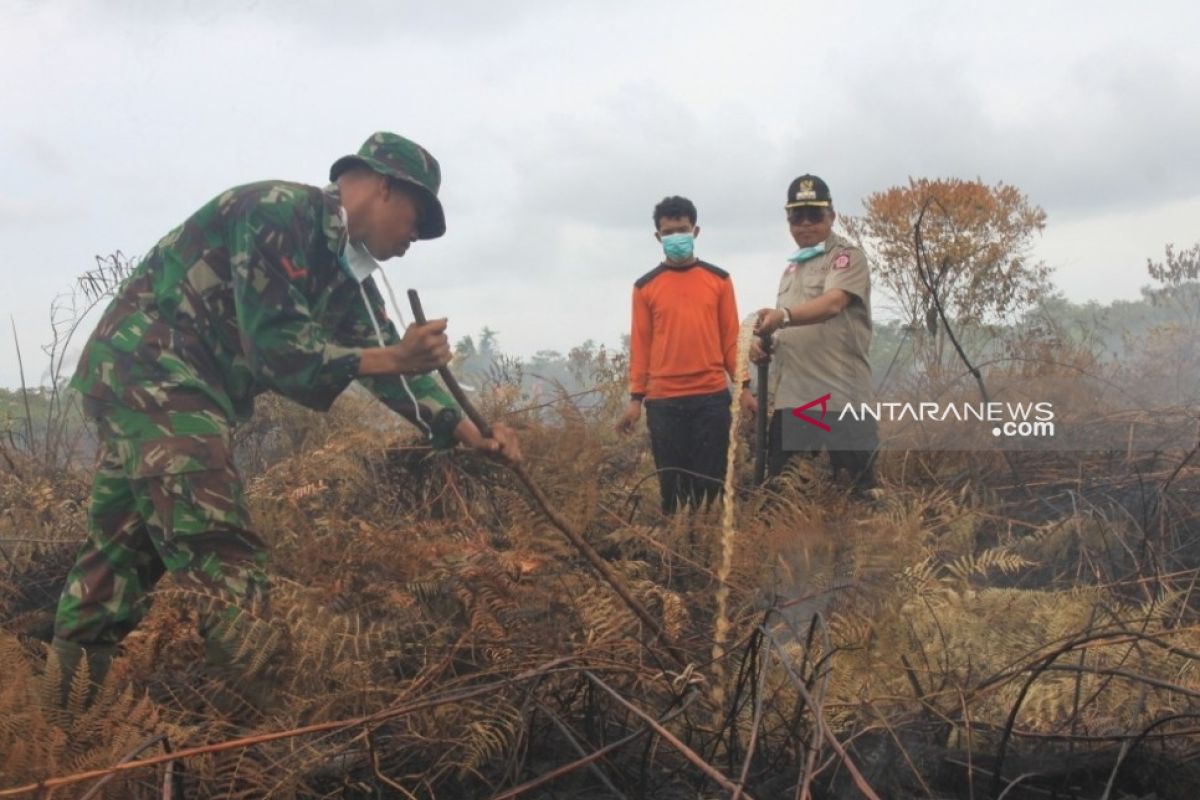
<box><xmin>751</xmin><ymin>174</ymin><xmax>877</xmax><ymax>491</ymax></box>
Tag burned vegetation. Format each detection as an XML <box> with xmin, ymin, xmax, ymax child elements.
<box><xmin>2</xmin><ymin>363</ymin><xmax>1199</xmax><ymax>800</ymax></box>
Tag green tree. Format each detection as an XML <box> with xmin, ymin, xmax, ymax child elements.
<box><xmin>478</xmin><ymin>327</ymin><xmax>499</xmax><ymax>357</ymax></box>
<box><xmin>454</xmin><ymin>335</ymin><xmax>477</xmax><ymax>357</ymax></box>
<box><xmin>1146</xmin><ymin>241</ymin><xmax>1200</xmax><ymax>323</ymax></box>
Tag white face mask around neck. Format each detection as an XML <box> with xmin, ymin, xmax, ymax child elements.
<box><xmin>337</xmin><ymin>206</ymin><xmax>382</xmax><ymax>284</ymax></box>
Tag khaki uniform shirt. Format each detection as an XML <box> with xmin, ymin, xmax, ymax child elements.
<box><xmin>770</xmin><ymin>231</ymin><xmax>873</xmax><ymax>411</ymax></box>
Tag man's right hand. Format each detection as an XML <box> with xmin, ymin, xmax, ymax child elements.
<box><xmin>616</xmin><ymin>399</ymin><xmax>642</xmax><ymax>435</ymax></box>
<box><xmin>358</xmin><ymin>318</ymin><xmax>452</xmax><ymax>376</ymax></box>
<box><xmin>396</xmin><ymin>318</ymin><xmax>452</xmax><ymax>373</ymax></box>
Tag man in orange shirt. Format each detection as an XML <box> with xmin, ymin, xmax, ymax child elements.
<box><xmin>617</xmin><ymin>196</ymin><xmax>755</xmax><ymax>514</ymax></box>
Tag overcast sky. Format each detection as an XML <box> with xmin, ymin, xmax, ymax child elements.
<box><xmin>2</xmin><ymin>0</ymin><xmax>1198</xmax><ymax>389</ymax></box>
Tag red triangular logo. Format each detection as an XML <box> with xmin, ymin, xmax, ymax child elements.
<box><xmin>791</xmin><ymin>393</ymin><xmax>832</xmax><ymax>432</ymax></box>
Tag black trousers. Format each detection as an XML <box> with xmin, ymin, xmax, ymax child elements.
<box><xmin>767</xmin><ymin>409</ymin><xmax>878</xmax><ymax>490</ymax></box>
<box><xmin>644</xmin><ymin>390</ymin><xmax>732</xmax><ymax>514</ymax></box>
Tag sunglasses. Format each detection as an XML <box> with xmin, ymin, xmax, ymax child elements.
<box><xmin>787</xmin><ymin>206</ymin><xmax>828</xmax><ymax>224</ymax></box>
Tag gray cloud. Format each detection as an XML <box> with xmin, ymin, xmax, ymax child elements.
<box><xmin>779</xmin><ymin>49</ymin><xmax>1200</xmax><ymax>220</ymax></box>
<box><xmin>497</xmin><ymin>40</ymin><xmax>1200</xmax><ymax>248</ymax></box>
<box><xmin>0</xmin><ymin>194</ymin><xmax>81</xmax><ymax>229</ymax></box>
<box><xmin>27</xmin><ymin>0</ymin><xmax>588</xmax><ymax>44</ymax></box>
<box><xmin>3</xmin><ymin>0</ymin><xmax>1199</xmax><ymax>388</ymax></box>
<box><xmin>516</xmin><ymin>91</ymin><xmax>778</xmax><ymax>225</ymax></box>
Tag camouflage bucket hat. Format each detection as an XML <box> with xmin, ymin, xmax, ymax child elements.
<box><xmin>329</xmin><ymin>131</ymin><xmax>446</xmax><ymax>239</ymax></box>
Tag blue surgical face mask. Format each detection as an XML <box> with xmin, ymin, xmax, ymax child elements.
<box><xmin>787</xmin><ymin>242</ymin><xmax>826</xmax><ymax>263</ymax></box>
<box><xmin>661</xmin><ymin>231</ymin><xmax>695</xmax><ymax>262</ymax></box>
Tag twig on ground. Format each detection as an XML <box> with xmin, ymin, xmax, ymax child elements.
<box><xmin>583</xmin><ymin>671</ymin><xmax>751</xmax><ymax>799</ymax></box>
<box><xmin>759</xmin><ymin>628</ymin><xmax>881</xmax><ymax>800</ymax></box>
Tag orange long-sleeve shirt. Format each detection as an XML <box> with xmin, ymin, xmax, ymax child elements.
<box><xmin>629</xmin><ymin>260</ymin><xmax>742</xmax><ymax>400</ymax></box>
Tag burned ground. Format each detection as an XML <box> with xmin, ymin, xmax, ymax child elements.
<box><xmin>1</xmin><ymin>381</ymin><xmax>1199</xmax><ymax>799</ymax></box>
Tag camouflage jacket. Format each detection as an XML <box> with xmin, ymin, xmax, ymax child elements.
<box><xmin>70</xmin><ymin>181</ymin><xmax>462</xmax><ymax>447</ymax></box>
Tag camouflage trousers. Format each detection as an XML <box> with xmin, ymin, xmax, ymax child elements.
<box><xmin>54</xmin><ymin>400</ymin><xmax>269</xmax><ymax>648</ymax></box>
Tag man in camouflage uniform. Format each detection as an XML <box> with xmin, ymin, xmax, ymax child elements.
<box><xmin>53</xmin><ymin>132</ymin><xmax>521</xmax><ymax>687</ymax></box>
<box><xmin>751</xmin><ymin>174</ymin><xmax>878</xmax><ymax>493</ymax></box>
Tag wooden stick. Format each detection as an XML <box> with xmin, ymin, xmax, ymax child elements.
<box><xmin>754</xmin><ymin>333</ymin><xmax>770</xmax><ymax>485</ymax></box>
<box><xmin>584</xmin><ymin>670</ymin><xmax>753</xmax><ymax>799</ymax></box>
<box><xmin>491</xmin><ymin>689</ymin><xmax>699</xmax><ymax>800</ymax></box>
<box><xmin>407</xmin><ymin>289</ymin><xmax>688</xmax><ymax>668</ymax></box>
<box><xmin>0</xmin><ymin>659</ymin><xmax>574</xmax><ymax>798</ymax></box>
<box><xmin>78</xmin><ymin>734</ymin><xmax>167</xmax><ymax>800</ymax></box>
<box><xmin>760</xmin><ymin>627</ymin><xmax>882</xmax><ymax>800</ymax></box>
